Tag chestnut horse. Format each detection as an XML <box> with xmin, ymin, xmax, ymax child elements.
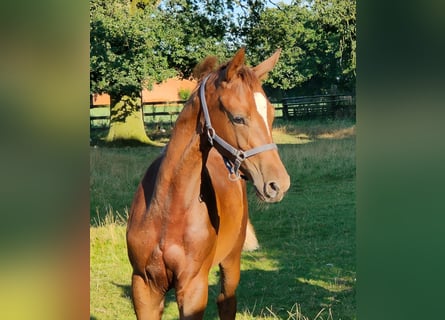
<box><xmin>132</xmin><ymin>149</ymin><xmax>260</xmax><ymax>251</ymax></box>
<box><xmin>126</xmin><ymin>48</ymin><xmax>290</xmax><ymax>319</ymax></box>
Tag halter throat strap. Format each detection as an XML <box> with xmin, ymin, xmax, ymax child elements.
<box><xmin>199</xmin><ymin>74</ymin><xmax>277</xmax><ymax>180</ymax></box>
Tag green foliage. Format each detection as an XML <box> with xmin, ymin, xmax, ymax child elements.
<box><xmin>155</xmin><ymin>0</ymin><xmax>240</xmax><ymax>77</ymax></box>
<box><xmin>90</xmin><ymin>0</ymin><xmax>176</xmax><ymax>97</ymax></box>
<box><xmin>245</xmin><ymin>0</ymin><xmax>356</xmax><ymax>92</ymax></box>
<box><xmin>311</xmin><ymin>0</ymin><xmax>356</xmax><ymax>89</ymax></box>
<box><xmin>245</xmin><ymin>4</ymin><xmax>312</xmax><ymax>89</ymax></box>
<box><xmin>178</xmin><ymin>87</ymin><xmax>191</xmax><ymax>100</ymax></box>
<box><xmin>130</xmin><ymin>0</ymin><xmax>161</xmax><ymax>13</ymax></box>
<box><xmin>90</xmin><ymin>0</ymin><xmax>356</xmax><ymax>103</ymax></box>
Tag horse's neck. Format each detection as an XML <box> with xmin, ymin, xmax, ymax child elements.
<box><xmin>152</xmin><ymin>101</ymin><xmax>208</xmax><ymax>210</ymax></box>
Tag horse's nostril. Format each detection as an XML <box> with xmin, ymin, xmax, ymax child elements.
<box><xmin>265</xmin><ymin>181</ymin><xmax>280</xmax><ymax>199</ymax></box>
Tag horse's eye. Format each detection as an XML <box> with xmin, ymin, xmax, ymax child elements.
<box><xmin>232</xmin><ymin>115</ymin><xmax>245</xmax><ymax>125</ymax></box>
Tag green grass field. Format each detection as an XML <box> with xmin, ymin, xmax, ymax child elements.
<box><xmin>90</xmin><ymin>119</ymin><xmax>356</xmax><ymax>319</ymax></box>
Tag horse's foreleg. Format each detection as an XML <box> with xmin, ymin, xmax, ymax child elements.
<box><xmin>217</xmin><ymin>254</ymin><xmax>241</xmax><ymax>320</ymax></box>
<box><xmin>175</xmin><ymin>271</ymin><xmax>209</xmax><ymax>320</ymax></box>
<box><xmin>131</xmin><ymin>272</ymin><xmax>165</xmax><ymax>320</ymax></box>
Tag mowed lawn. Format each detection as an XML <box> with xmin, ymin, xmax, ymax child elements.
<box><xmin>90</xmin><ymin>121</ymin><xmax>356</xmax><ymax>319</ymax></box>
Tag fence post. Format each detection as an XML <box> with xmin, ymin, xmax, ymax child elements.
<box><xmin>282</xmin><ymin>99</ymin><xmax>289</xmax><ymax>120</ymax></box>
<box><xmin>329</xmin><ymin>94</ymin><xmax>336</xmax><ymax>118</ymax></box>
<box><xmin>140</xmin><ymin>90</ymin><xmax>145</xmax><ymax>125</ymax></box>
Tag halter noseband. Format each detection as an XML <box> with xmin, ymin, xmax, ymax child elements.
<box><xmin>199</xmin><ymin>74</ymin><xmax>277</xmax><ymax>181</ymax></box>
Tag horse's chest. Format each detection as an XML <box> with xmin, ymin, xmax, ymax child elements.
<box><xmin>211</xmin><ymin>201</ymin><xmax>245</xmax><ymax>265</ymax></box>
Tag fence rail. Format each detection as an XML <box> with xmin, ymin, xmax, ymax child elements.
<box><xmin>90</xmin><ymin>94</ymin><xmax>355</xmax><ymax>129</ymax></box>
<box><xmin>141</xmin><ymin>100</ymin><xmax>186</xmax><ymax>128</ymax></box>
<box><xmin>279</xmin><ymin>94</ymin><xmax>355</xmax><ymax>120</ymax></box>
<box><xmin>90</xmin><ymin>95</ymin><xmax>110</xmax><ymax>128</ymax></box>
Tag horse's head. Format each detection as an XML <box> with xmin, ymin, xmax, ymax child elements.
<box><xmin>199</xmin><ymin>48</ymin><xmax>290</xmax><ymax>203</ymax></box>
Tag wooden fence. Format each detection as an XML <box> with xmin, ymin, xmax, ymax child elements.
<box><xmin>90</xmin><ymin>94</ymin><xmax>355</xmax><ymax>129</ymax></box>
<box><xmin>89</xmin><ymin>98</ymin><xmax>186</xmax><ymax>129</ymax></box>
<box><xmin>141</xmin><ymin>100</ymin><xmax>186</xmax><ymax>129</ymax></box>
<box><xmin>90</xmin><ymin>95</ymin><xmax>110</xmax><ymax>128</ymax></box>
<box><xmin>278</xmin><ymin>94</ymin><xmax>355</xmax><ymax>120</ymax></box>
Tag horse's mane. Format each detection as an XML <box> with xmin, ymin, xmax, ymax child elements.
<box><xmin>193</xmin><ymin>54</ymin><xmax>258</xmax><ymax>89</ymax></box>
<box><xmin>193</xmin><ymin>56</ymin><xmax>219</xmax><ymax>81</ymax></box>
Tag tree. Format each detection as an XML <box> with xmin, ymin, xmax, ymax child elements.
<box><xmin>245</xmin><ymin>0</ymin><xmax>356</xmax><ymax>94</ymax></box>
<box><xmin>90</xmin><ymin>0</ymin><xmax>356</xmax><ymax>144</ymax></box>
<box><xmin>244</xmin><ymin>2</ymin><xmax>313</xmax><ymax>90</ymax></box>
<box><xmin>90</xmin><ymin>0</ymin><xmax>175</xmax><ymax>145</ymax></box>
<box><xmin>156</xmin><ymin>0</ymin><xmax>252</xmax><ymax>78</ymax></box>
<box><xmin>130</xmin><ymin>0</ymin><xmax>161</xmax><ymax>13</ymax></box>
<box><xmin>311</xmin><ymin>0</ymin><xmax>356</xmax><ymax>91</ymax></box>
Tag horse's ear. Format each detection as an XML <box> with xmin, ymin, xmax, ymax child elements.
<box><xmin>252</xmin><ymin>48</ymin><xmax>282</xmax><ymax>81</ymax></box>
<box><xmin>225</xmin><ymin>47</ymin><xmax>246</xmax><ymax>82</ymax></box>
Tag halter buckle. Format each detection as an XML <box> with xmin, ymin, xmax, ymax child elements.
<box><xmin>228</xmin><ymin>172</ymin><xmax>241</xmax><ymax>181</ymax></box>
<box><xmin>206</xmin><ymin>127</ymin><xmax>215</xmax><ymax>145</ymax></box>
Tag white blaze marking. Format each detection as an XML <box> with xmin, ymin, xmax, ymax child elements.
<box><xmin>253</xmin><ymin>92</ymin><xmax>270</xmax><ymax>135</ymax></box>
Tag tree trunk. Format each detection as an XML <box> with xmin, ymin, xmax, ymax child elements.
<box><xmin>105</xmin><ymin>94</ymin><xmax>164</xmax><ymax>146</ymax></box>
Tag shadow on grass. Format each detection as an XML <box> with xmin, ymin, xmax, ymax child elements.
<box><xmin>111</xmin><ymin>265</ymin><xmax>354</xmax><ymax>319</ymax></box>
<box><xmin>237</xmin><ymin>268</ymin><xmax>354</xmax><ymax>319</ymax></box>
<box><xmin>112</xmin><ymin>281</ymin><xmax>132</xmax><ymax>299</ymax></box>
<box><xmin>112</xmin><ymin>281</ymin><xmax>179</xmax><ymax>317</ymax></box>
<box><xmin>90</xmin><ymin>127</ymin><xmax>170</xmax><ymax>148</ymax></box>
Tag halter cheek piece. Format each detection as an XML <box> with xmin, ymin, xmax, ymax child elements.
<box><xmin>199</xmin><ymin>75</ymin><xmax>277</xmax><ymax>181</ymax></box>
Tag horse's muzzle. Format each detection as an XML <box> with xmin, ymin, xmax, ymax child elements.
<box><xmin>265</xmin><ymin>181</ymin><xmax>280</xmax><ymax>199</ymax></box>
<box><xmin>261</xmin><ymin>175</ymin><xmax>290</xmax><ymax>203</ymax></box>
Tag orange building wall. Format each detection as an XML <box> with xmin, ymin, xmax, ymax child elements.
<box><xmin>91</xmin><ymin>78</ymin><xmax>197</xmax><ymax>106</ymax></box>
<box><xmin>142</xmin><ymin>78</ymin><xmax>197</xmax><ymax>103</ymax></box>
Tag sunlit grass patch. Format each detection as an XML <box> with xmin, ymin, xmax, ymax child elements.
<box><xmin>272</xmin><ymin>127</ymin><xmax>312</xmax><ymax>144</ymax></box>
<box><xmin>237</xmin><ymin>303</ymin><xmax>333</xmax><ymax>320</ymax></box>
<box><xmin>273</xmin><ymin>119</ymin><xmax>355</xmax><ymax>140</ymax></box>
<box><xmin>316</xmin><ymin>126</ymin><xmax>355</xmax><ymax>140</ymax></box>
<box><xmin>297</xmin><ymin>277</ymin><xmax>352</xmax><ymax>294</ymax></box>
<box><xmin>90</xmin><ymin>214</ymin><xmax>134</xmax><ymax>320</ymax></box>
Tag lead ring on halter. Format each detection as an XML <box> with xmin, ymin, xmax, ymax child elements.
<box><xmin>199</xmin><ymin>74</ymin><xmax>278</xmax><ymax>181</ymax></box>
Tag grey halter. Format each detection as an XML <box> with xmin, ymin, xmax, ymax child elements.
<box><xmin>199</xmin><ymin>74</ymin><xmax>277</xmax><ymax>181</ymax></box>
